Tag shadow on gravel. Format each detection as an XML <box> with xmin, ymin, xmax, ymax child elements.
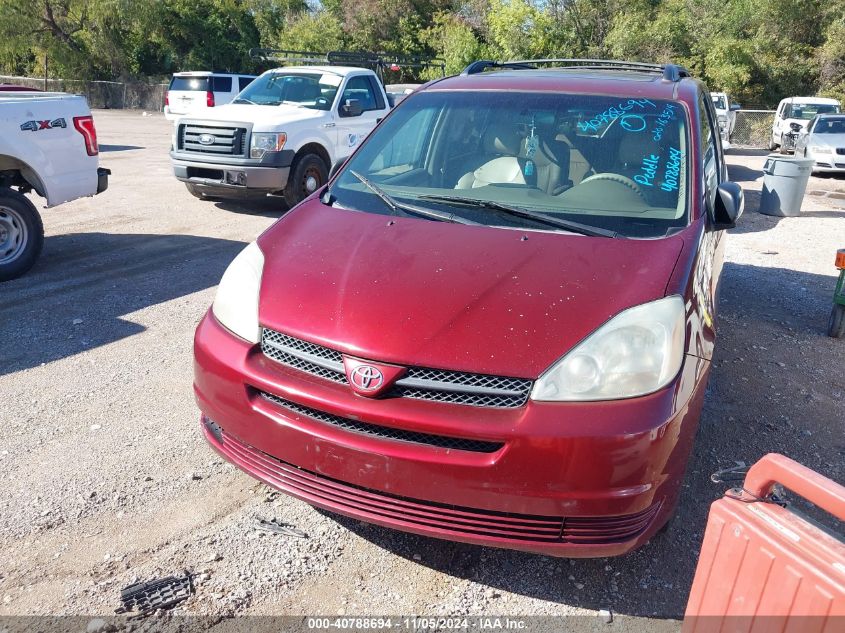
<box><xmin>0</xmin><ymin>232</ymin><xmax>245</xmax><ymax>375</ymax></box>
<box><xmin>213</xmin><ymin>197</ymin><xmax>289</xmax><ymax>218</ymax></box>
<box><xmin>321</xmin><ymin>261</ymin><xmax>843</xmax><ymax>619</ymax></box>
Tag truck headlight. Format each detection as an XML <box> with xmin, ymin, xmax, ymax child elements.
<box><xmin>810</xmin><ymin>145</ymin><xmax>832</xmax><ymax>154</ymax></box>
<box><xmin>531</xmin><ymin>296</ymin><xmax>685</xmax><ymax>401</ymax></box>
<box><xmin>212</xmin><ymin>242</ymin><xmax>264</xmax><ymax>344</ymax></box>
<box><xmin>250</xmin><ymin>132</ymin><xmax>286</xmax><ymax>159</ymax></box>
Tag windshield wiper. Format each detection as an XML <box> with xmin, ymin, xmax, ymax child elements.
<box><xmin>348</xmin><ymin>172</ymin><xmax>477</xmax><ymax>225</ymax></box>
<box><xmin>418</xmin><ymin>194</ymin><xmax>618</xmax><ymax>238</ymax></box>
<box><xmin>231</xmin><ymin>97</ymin><xmax>258</xmax><ymax>105</ymax></box>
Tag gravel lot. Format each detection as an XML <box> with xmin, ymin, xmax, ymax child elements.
<box><xmin>1</xmin><ymin>111</ymin><xmax>843</xmax><ymax>626</ymax></box>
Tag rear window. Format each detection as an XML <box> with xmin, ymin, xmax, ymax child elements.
<box><xmin>239</xmin><ymin>76</ymin><xmax>255</xmax><ymax>91</ymax></box>
<box><xmin>330</xmin><ymin>90</ymin><xmax>690</xmax><ymax>239</ymax></box>
<box><xmin>169</xmin><ymin>76</ymin><xmax>209</xmax><ymax>91</ymax></box>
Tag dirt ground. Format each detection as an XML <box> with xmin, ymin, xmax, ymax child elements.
<box><xmin>1</xmin><ymin>111</ymin><xmax>843</xmax><ymax>626</ymax></box>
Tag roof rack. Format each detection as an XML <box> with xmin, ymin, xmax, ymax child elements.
<box><xmin>461</xmin><ymin>59</ymin><xmax>690</xmax><ymax>82</ymax></box>
<box><xmin>249</xmin><ymin>49</ymin><xmax>446</xmax><ymax>80</ymax></box>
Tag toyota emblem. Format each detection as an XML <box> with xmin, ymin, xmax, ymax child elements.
<box><xmin>198</xmin><ymin>133</ymin><xmax>216</xmax><ymax>145</ymax></box>
<box><xmin>349</xmin><ymin>365</ymin><xmax>384</xmax><ymax>391</ymax></box>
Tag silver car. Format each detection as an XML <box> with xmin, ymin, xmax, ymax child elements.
<box><xmin>795</xmin><ymin>114</ymin><xmax>845</xmax><ymax>173</ymax></box>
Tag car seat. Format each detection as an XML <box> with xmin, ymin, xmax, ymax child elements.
<box><xmin>455</xmin><ymin>122</ymin><xmax>526</xmax><ymax>189</ymax></box>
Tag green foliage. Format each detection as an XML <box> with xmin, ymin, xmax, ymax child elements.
<box><xmin>0</xmin><ymin>0</ymin><xmax>843</xmax><ymax>108</ymax></box>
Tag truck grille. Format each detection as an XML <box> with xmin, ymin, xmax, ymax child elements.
<box><xmin>836</xmin><ymin>148</ymin><xmax>845</xmax><ymax>156</ymax></box>
<box><xmin>260</xmin><ymin>328</ymin><xmax>533</xmax><ymax>408</ymax></box>
<box><xmin>258</xmin><ymin>392</ymin><xmax>504</xmax><ymax>453</ymax></box>
<box><xmin>178</xmin><ymin>124</ymin><xmax>246</xmax><ymax>156</ymax></box>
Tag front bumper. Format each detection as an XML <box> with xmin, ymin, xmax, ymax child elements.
<box><xmin>171</xmin><ymin>155</ymin><xmax>290</xmax><ymax>194</ymax></box>
<box><xmin>194</xmin><ymin>312</ymin><xmax>710</xmax><ymax>557</ymax></box>
<box><xmin>808</xmin><ymin>154</ymin><xmax>845</xmax><ymax>172</ymax></box>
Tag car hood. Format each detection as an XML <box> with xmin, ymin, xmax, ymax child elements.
<box><xmin>256</xmin><ymin>202</ymin><xmax>686</xmax><ymax>378</ymax></box>
<box><xmin>180</xmin><ymin>103</ymin><xmax>325</xmax><ymax>127</ymax></box>
<box><xmin>809</xmin><ymin>133</ymin><xmax>845</xmax><ymax>147</ymax></box>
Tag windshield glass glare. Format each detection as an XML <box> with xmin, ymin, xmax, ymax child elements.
<box><xmin>814</xmin><ymin>117</ymin><xmax>845</xmax><ymax>134</ymax></box>
<box><xmin>330</xmin><ymin>91</ymin><xmax>690</xmax><ymax>238</ymax></box>
<box><xmin>787</xmin><ymin>103</ymin><xmax>841</xmax><ymax>120</ymax></box>
<box><xmin>235</xmin><ymin>71</ymin><xmax>341</xmax><ymax>109</ymax></box>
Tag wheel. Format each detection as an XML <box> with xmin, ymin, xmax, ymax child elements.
<box><xmin>283</xmin><ymin>153</ymin><xmax>328</xmax><ymax>208</ymax></box>
<box><xmin>0</xmin><ymin>189</ymin><xmax>44</xmax><ymax>282</ymax></box>
<box><xmin>829</xmin><ymin>304</ymin><xmax>845</xmax><ymax>338</ymax></box>
<box><xmin>768</xmin><ymin>135</ymin><xmax>778</xmax><ymax>151</ymax></box>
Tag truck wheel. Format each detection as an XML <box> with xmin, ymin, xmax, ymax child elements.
<box><xmin>768</xmin><ymin>136</ymin><xmax>777</xmax><ymax>151</ymax></box>
<box><xmin>284</xmin><ymin>153</ymin><xmax>328</xmax><ymax>208</ymax></box>
<box><xmin>829</xmin><ymin>304</ymin><xmax>845</xmax><ymax>338</ymax></box>
<box><xmin>0</xmin><ymin>189</ymin><xmax>44</xmax><ymax>282</ymax></box>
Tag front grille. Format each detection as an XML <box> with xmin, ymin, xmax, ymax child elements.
<box><xmin>206</xmin><ymin>420</ymin><xmax>660</xmax><ymax>545</ymax></box>
<box><xmin>835</xmin><ymin>148</ymin><xmax>845</xmax><ymax>155</ymax></box>
<box><xmin>260</xmin><ymin>328</ymin><xmax>533</xmax><ymax>408</ymax></box>
<box><xmin>179</xmin><ymin>123</ymin><xmax>246</xmax><ymax>156</ymax></box>
<box><xmin>258</xmin><ymin>391</ymin><xmax>504</xmax><ymax>453</ymax></box>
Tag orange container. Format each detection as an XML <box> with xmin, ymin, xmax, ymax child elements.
<box><xmin>684</xmin><ymin>454</ymin><xmax>845</xmax><ymax>632</ymax></box>
<box><xmin>836</xmin><ymin>248</ymin><xmax>845</xmax><ymax>270</ymax></box>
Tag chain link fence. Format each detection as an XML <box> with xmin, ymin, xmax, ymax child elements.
<box><xmin>0</xmin><ymin>75</ymin><xmax>168</xmax><ymax>111</ymax></box>
<box><xmin>731</xmin><ymin>110</ymin><xmax>776</xmax><ymax>148</ymax></box>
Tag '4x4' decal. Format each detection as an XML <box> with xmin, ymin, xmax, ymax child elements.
<box><xmin>20</xmin><ymin>118</ymin><xmax>66</xmax><ymax>132</ymax></box>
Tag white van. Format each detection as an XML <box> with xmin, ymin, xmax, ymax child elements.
<box><xmin>770</xmin><ymin>96</ymin><xmax>841</xmax><ymax>152</ymax></box>
<box><xmin>164</xmin><ymin>72</ymin><xmax>256</xmax><ymax>121</ymax></box>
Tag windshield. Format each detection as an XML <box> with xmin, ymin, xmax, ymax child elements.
<box><xmin>329</xmin><ymin>91</ymin><xmax>689</xmax><ymax>238</ymax></box>
<box><xmin>813</xmin><ymin>117</ymin><xmax>845</xmax><ymax>134</ymax></box>
<box><xmin>234</xmin><ymin>71</ymin><xmax>341</xmax><ymax>110</ymax></box>
<box><xmin>788</xmin><ymin>103</ymin><xmax>841</xmax><ymax>120</ymax></box>
<box><xmin>711</xmin><ymin>95</ymin><xmax>726</xmax><ymax>110</ymax></box>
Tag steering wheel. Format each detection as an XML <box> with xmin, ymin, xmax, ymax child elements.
<box><xmin>578</xmin><ymin>173</ymin><xmax>647</xmax><ymax>201</ymax></box>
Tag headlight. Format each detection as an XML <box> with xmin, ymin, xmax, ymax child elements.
<box><xmin>810</xmin><ymin>145</ymin><xmax>832</xmax><ymax>153</ymax></box>
<box><xmin>212</xmin><ymin>241</ymin><xmax>264</xmax><ymax>343</ymax></box>
<box><xmin>250</xmin><ymin>132</ymin><xmax>286</xmax><ymax>159</ymax></box>
<box><xmin>531</xmin><ymin>296</ymin><xmax>686</xmax><ymax>401</ymax></box>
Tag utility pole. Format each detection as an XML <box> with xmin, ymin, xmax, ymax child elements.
<box><xmin>44</xmin><ymin>55</ymin><xmax>48</xmax><ymax>91</ymax></box>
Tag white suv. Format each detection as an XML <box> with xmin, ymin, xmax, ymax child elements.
<box><xmin>164</xmin><ymin>72</ymin><xmax>256</xmax><ymax>121</ymax></box>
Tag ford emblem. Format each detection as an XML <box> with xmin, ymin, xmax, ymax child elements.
<box><xmin>198</xmin><ymin>133</ymin><xmax>216</xmax><ymax>145</ymax></box>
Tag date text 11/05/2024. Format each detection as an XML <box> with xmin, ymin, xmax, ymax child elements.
<box><xmin>306</xmin><ymin>617</ymin><xmax>529</xmax><ymax>630</ymax></box>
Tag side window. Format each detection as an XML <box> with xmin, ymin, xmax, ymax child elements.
<box><xmin>238</xmin><ymin>76</ymin><xmax>254</xmax><ymax>91</ymax></box>
<box><xmin>699</xmin><ymin>93</ymin><xmax>721</xmax><ymax>208</ymax></box>
<box><xmin>212</xmin><ymin>76</ymin><xmax>232</xmax><ymax>92</ymax></box>
<box><xmin>367</xmin><ymin>76</ymin><xmax>386</xmax><ymax>110</ymax></box>
<box><xmin>340</xmin><ymin>76</ymin><xmax>379</xmax><ymax>112</ymax></box>
<box><xmin>782</xmin><ymin>103</ymin><xmax>792</xmax><ymax>119</ymax></box>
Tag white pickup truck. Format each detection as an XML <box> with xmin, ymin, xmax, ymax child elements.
<box><xmin>170</xmin><ymin>62</ymin><xmax>393</xmax><ymax>207</ymax></box>
<box><xmin>0</xmin><ymin>90</ymin><xmax>109</xmax><ymax>281</ymax></box>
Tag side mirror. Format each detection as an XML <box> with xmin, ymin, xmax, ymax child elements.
<box><xmin>730</xmin><ymin>103</ymin><xmax>741</xmax><ymax>111</ymax></box>
<box><xmin>340</xmin><ymin>99</ymin><xmax>363</xmax><ymax>117</ymax></box>
<box><xmin>713</xmin><ymin>182</ymin><xmax>744</xmax><ymax>230</ymax></box>
<box><xmin>329</xmin><ymin>158</ymin><xmax>347</xmax><ymax>179</ymax></box>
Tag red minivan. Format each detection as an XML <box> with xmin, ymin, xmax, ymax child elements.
<box><xmin>194</xmin><ymin>59</ymin><xmax>744</xmax><ymax>557</ymax></box>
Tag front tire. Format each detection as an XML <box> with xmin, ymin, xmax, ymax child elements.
<box><xmin>768</xmin><ymin>135</ymin><xmax>778</xmax><ymax>151</ymax></box>
<box><xmin>829</xmin><ymin>304</ymin><xmax>845</xmax><ymax>338</ymax></box>
<box><xmin>283</xmin><ymin>153</ymin><xmax>328</xmax><ymax>208</ymax></box>
<box><xmin>0</xmin><ymin>189</ymin><xmax>44</xmax><ymax>282</ymax></box>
